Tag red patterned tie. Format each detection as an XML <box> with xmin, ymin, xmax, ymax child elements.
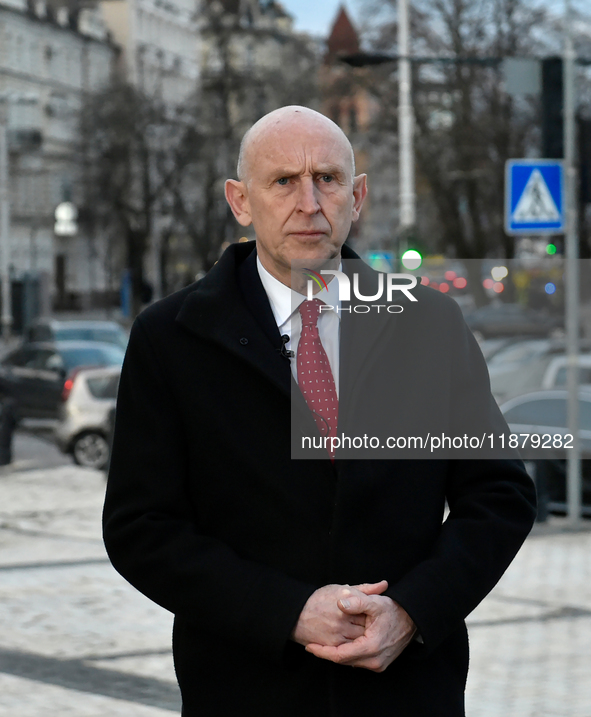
<box><xmin>297</xmin><ymin>299</ymin><xmax>339</xmax><ymax>458</ymax></box>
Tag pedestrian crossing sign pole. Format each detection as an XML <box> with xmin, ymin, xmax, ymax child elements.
<box><xmin>505</xmin><ymin>159</ymin><xmax>565</xmax><ymax>235</ymax></box>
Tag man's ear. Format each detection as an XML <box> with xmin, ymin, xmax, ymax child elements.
<box><xmin>351</xmin><ymin>174</ymin><xmax>368</xmax><ymax>222</ymax></box>
<box><xmin>225</xmin><ymin>179</ymin><xmax>252</xmax><ymax>227</ymax></box>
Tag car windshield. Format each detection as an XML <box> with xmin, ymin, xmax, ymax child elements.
<box><xmin>54</xmin><ymin>328</ymin><xmax>127</xmax><ymax>348</ymax></box>
<box><xmin>488</xmin><ymin>340</ymin><xmax>550</xmax><ymax>367</ymax></box>
<box><xmin>60</xmin><ymin>346</ymin><xmax>125</xmax><ymax>373</ymax></box>
<box><xmin>554</xmin><ymin>366</ymin><xmax>591</xmax><ymax>387</ymax></box>
<box><xmin>86</xmin><ymin>374</ymin><xmax>120</xmax><ymax>399</ymax></box>
<box><xmin>504</xmin><ymin>397</ymin><xmax>591</xmax><ymax>431</ymax></box>
<box><xmin>478</xmin><ymin>339</ymin><xmax>510</xmax><ymax>360</ymax></box>
<box><xmin>490</xmin><ymin>356</ymin><xmax>553</xmax><ymax>398</ymax></box>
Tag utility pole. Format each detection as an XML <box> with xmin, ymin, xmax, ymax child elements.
<box><xmin>398</xmin><ymin>0</ymin><xmax>416</xmax><ymax>239</ymax></box>
<box><xmin>563</xmin><ymin>0</ymin><xmax>582</xmax><ymax>526</ymax></box>
<box><xmin>0</xmin><ymin>97</ymin><xmax>12</xmax><ymax>341</ymax></box>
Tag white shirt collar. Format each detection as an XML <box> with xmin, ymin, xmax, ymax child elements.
<box><xmin>256</xmin><ymin>256</ymin><xmax>342</xmax><ymax>327</ymax></box>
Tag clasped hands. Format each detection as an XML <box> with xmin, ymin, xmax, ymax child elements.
<box><xmin>291</xmin><ymin>580</ymin><xmax>416</xmax><ymax>673</ymax></box>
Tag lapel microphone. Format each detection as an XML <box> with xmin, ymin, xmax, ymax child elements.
<box><xmin>279</xmin><ymin>334</ymin><xmax>295</xmax><ymax>359</ymax></box>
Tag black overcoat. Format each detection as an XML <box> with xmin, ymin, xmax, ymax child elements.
<box><xmin>103</xmin><ymin>241</ymin><xmax>536</xmax><ymax>716</ymax></box>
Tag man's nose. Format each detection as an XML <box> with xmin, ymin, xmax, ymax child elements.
<box><xmin>295</xmin><ymin>178</ymin><xmax>321</xmax><ymax>214</ymax></box>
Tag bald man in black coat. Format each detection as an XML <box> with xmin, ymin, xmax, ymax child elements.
<box><xmin>103</xmin><ymin>106</ymin><xmax>536</xmax><ymax>716</ymax></box>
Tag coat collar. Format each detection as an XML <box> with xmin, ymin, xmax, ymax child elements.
<box><xmin>175</xmin><ymin>241</ymin><xmax>293</xmax><ymax>399</ymax></box>
<box><xmin>174</xmin><ymin>241</ymin><xmax>414</xmax><ymax>419</ymax></box>
<box><xmin>338</xmin><ymin>249</ymin><xmax>399</xmax><ymax>417</ymax></box>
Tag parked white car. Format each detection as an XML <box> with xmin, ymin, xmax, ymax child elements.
<box><xmin>499</xmin><ymin>388</ymin><xmax>591</xmax><ymax>516</ymax></box>
<box><xmin>541</xmin><ymin>354</ymin><xmax>591</xmax><ymax>389</ymax></box>
<box><xmin>488</xmin><ymin>340</ymin><xmax>591</xmax><ymax>403</ymax></box>
<box><xmin>54</xmin><ymin>366</ymin><xmax>119</xmax><ymax>470</ymax></box>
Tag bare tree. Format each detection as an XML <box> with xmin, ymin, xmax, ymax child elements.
<box><xmin>81</xmin><ymin>3</ymin><xmax>320</xmax><ymax>309</ymax></box>
<box><xmin>356</xmin><ymin>0</ymin><xmax>553</xmax><ymax>303</ymax></box>
<box><xmin>80</xmin><ymin>81</ymin><xmax>188</xmax><ymax>317</ymax></box>
<box><xmin>166</xmin><ymin>1</ymin><xmax>320</xmax><ymax>273</ymax></box>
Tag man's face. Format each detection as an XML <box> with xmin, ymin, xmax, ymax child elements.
<box><xmin>226</xmin><ymin>118</ymin><xmax>367</xmax><ymax>284</ymax></box>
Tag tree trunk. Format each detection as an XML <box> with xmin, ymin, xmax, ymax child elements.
<box><xmin>127</xmin><ymin>227</ymin><xmax>147</xmax><ymax>320</ymax></box>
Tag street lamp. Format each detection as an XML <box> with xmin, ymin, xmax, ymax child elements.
<box><xmin>339</xmin><ymin>2</ymin><xmax>416</xmax><ymax>265</ymax></box>
<box><xmin>0</xmin><ymin>92</ymin><xmax>38</xmax><ymax>342</ymax></box>
<box><xmin>563</xmin><ymin>0</ymin><xmax>582</xmax><ymax>526</ymax></box>
<box><xmin>397</xmin><ymin>0</ymin><xmax>416</xmax><ymax>233</ymax></box>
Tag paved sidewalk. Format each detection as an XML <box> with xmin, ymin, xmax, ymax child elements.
<box><xmin>1</xmin><ymin>461</ymin><xmax>590</xmax><ymax>715</ymax></box>
<box><xmin>0</xmin><ymin>463</ymin><xmax>177</xmax><ymax>716</ymax></box>
<box><xmin>466</xmin><ymin>523</ymin><xmax>591</xmax><ymax>716</ymax></box>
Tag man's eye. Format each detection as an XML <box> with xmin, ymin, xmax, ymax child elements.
<box><xmin>277</xmin><ymin>177</ymin><xmax>289</xmax><ymax>186</ymax></box>
<box><xmin>320</xmin><ymin>175</ymin><xmax>334</xmax><ymax>183</ymax></box>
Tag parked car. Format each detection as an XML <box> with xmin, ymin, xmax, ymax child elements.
<box><xmin>500</xmin><ymin>388</ymin><xmax>591</xmax><ymax>516</ymax></box>
<box><xmin>541</xmin><ymin>354</ymin><xmax>591</xmax><ymax>389</ymax></box>
<box><xmin>54</xmin><ymin>366</ymin><xmax>120</xmax><ymax>470</ymax></box>
<box><xmin>487</xmin><ymin>340</ymin><xmax>591</xmax><ymax>403</ymax></box>
<box><xmin>465</xmin><ymin>303</ymin><xmax>562</xmax><ymax>339</ymax></box>
<box><xmin>24</xmin><ymin>319</ymin><xmax>129</xmax><ymax>351</ymax></box>
<box><xmin>477</xmin><ymin>337</ymin><xmax>521</xmax><ymax>361</ymax></box>
<box><xmin>0</xmin><ymin>341</ymin><xmax>125</xmax><ymax>420</ymax></box>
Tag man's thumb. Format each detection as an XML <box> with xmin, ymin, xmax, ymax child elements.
<box><xmin>354</xmin><ymin>579</ymin><xmax>388</xmax><ymax>596</ymax></box>
<box><xmin>338</xmin><ymin>594</ymin><xmax>370</xmax><ymax>614</ymax></box>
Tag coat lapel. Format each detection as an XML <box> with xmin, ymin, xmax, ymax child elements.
<box><xmin>238</xmin><ymin>251</ymin><xmax>321</xmax><ymax>436</ymax></box>
<box><xmin>175</xmin><ymin>241</ymin><xmax>413</xmax><ymax>443</ymax></box>
<box><xmin>338</xmin><ymin>247</ymin><xmax>399</xmax><ymax>417</ymax></box>
<box><xmin>175</xmin><ymin>243</ymin><xmax>293</xmax><ymax>400</ymax></box>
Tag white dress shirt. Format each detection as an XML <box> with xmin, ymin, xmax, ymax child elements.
<box><xmin>257</xmin><ymin>258</ymin><xmax>341</xmax><ymax>396</ymax></box>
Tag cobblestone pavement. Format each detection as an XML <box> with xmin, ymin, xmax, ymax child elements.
<box><xmin>1</xmin><ymin>458</ymin><xmax>590</xmax><ymax>716</ymax></box>
<box><xmin>0</xmin><ymin>461</ymin><xmax>178</xmax><ymax>717</ymax></box>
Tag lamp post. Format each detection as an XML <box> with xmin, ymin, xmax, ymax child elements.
<box><xmin>397</xmin><ymin>0</ymin><xmax>416</xmax><ymax>234</ymax></box>
<box><xmin>339</xmin><ymin>1</ymin><xmax>416</xmax><ymax>263</ymax></box>
<box><xmin>563</xmin><ymin>0</ymin><xmax>582</xmax><ymax>526</ymax></box>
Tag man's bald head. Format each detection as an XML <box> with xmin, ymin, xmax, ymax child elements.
<box><xmin>225</xmin><ymin>104</ymin><xmax>368</xmax><ymax>287</ymax></box>
<box><xmin>237</xmin><ymin>106</ymin><xmax>355</xmax><ymax>184</ymax></box>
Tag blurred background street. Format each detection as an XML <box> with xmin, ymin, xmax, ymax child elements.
<box><xmin>2</xmin><ymin>0</ymin><xmax>591</xmax><ymax>713</ymax></box>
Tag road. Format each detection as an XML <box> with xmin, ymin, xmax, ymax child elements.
<box><xmin>9</xmin><ymin>426</ymin><xmax>73</xmax><ymax>471</ymax></box>
<box><xmin>1</xmin><ymin>433</ymin><xmax>591</xmax><ymax>715</ymax></box>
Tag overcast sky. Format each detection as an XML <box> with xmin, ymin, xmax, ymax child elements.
<box><xmin>279</xmin><ymin>0</ymin><xmax>362</xmax><ymax>38</ymax></box>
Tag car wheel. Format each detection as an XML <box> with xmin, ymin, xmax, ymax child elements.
<box><xmin>72</xmin><ymin>432</ymin><xmax>110</xmax><ymax>470</ymax></box>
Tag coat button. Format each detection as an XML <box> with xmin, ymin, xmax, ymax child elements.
<box><xmin>240</xmin><ymin>337</ymin><xmax>248</xmax><ymax>345</ymax></box>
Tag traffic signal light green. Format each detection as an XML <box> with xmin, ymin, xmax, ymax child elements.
<box><xmin>401</xmin><ymin>249</ymin><xmax>422</xmax><ymax>270</ymax></box>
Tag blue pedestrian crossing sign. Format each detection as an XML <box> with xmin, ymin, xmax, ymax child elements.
<box><xmin>505</xmin><ymin>159</ymin><xmax>565</xmax><ymax>235</ymax></box>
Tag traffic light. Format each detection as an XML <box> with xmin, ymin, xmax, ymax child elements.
<box><xmin>545</xmin><ymin>238</ymin><xmax>563</xmax><ymax>255</ymax></box>
<box><xmin>541</xmin><ymin>59</ymin><xmax>591</xmax><ymax>205</ymax></box>
<box><xmin>579</xmin><ymin>117</ymin><xmax>591</xmax><ymax>204</ymax></box>
<box><xmin>401</xmin><ymin>249</ymin><xmax>422</xmax><ymax>270</ymax></box>
<box><xmin>542</xmin><ymin>57</ymin><xmax>563</xmax><ymax>158</ymax></box>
